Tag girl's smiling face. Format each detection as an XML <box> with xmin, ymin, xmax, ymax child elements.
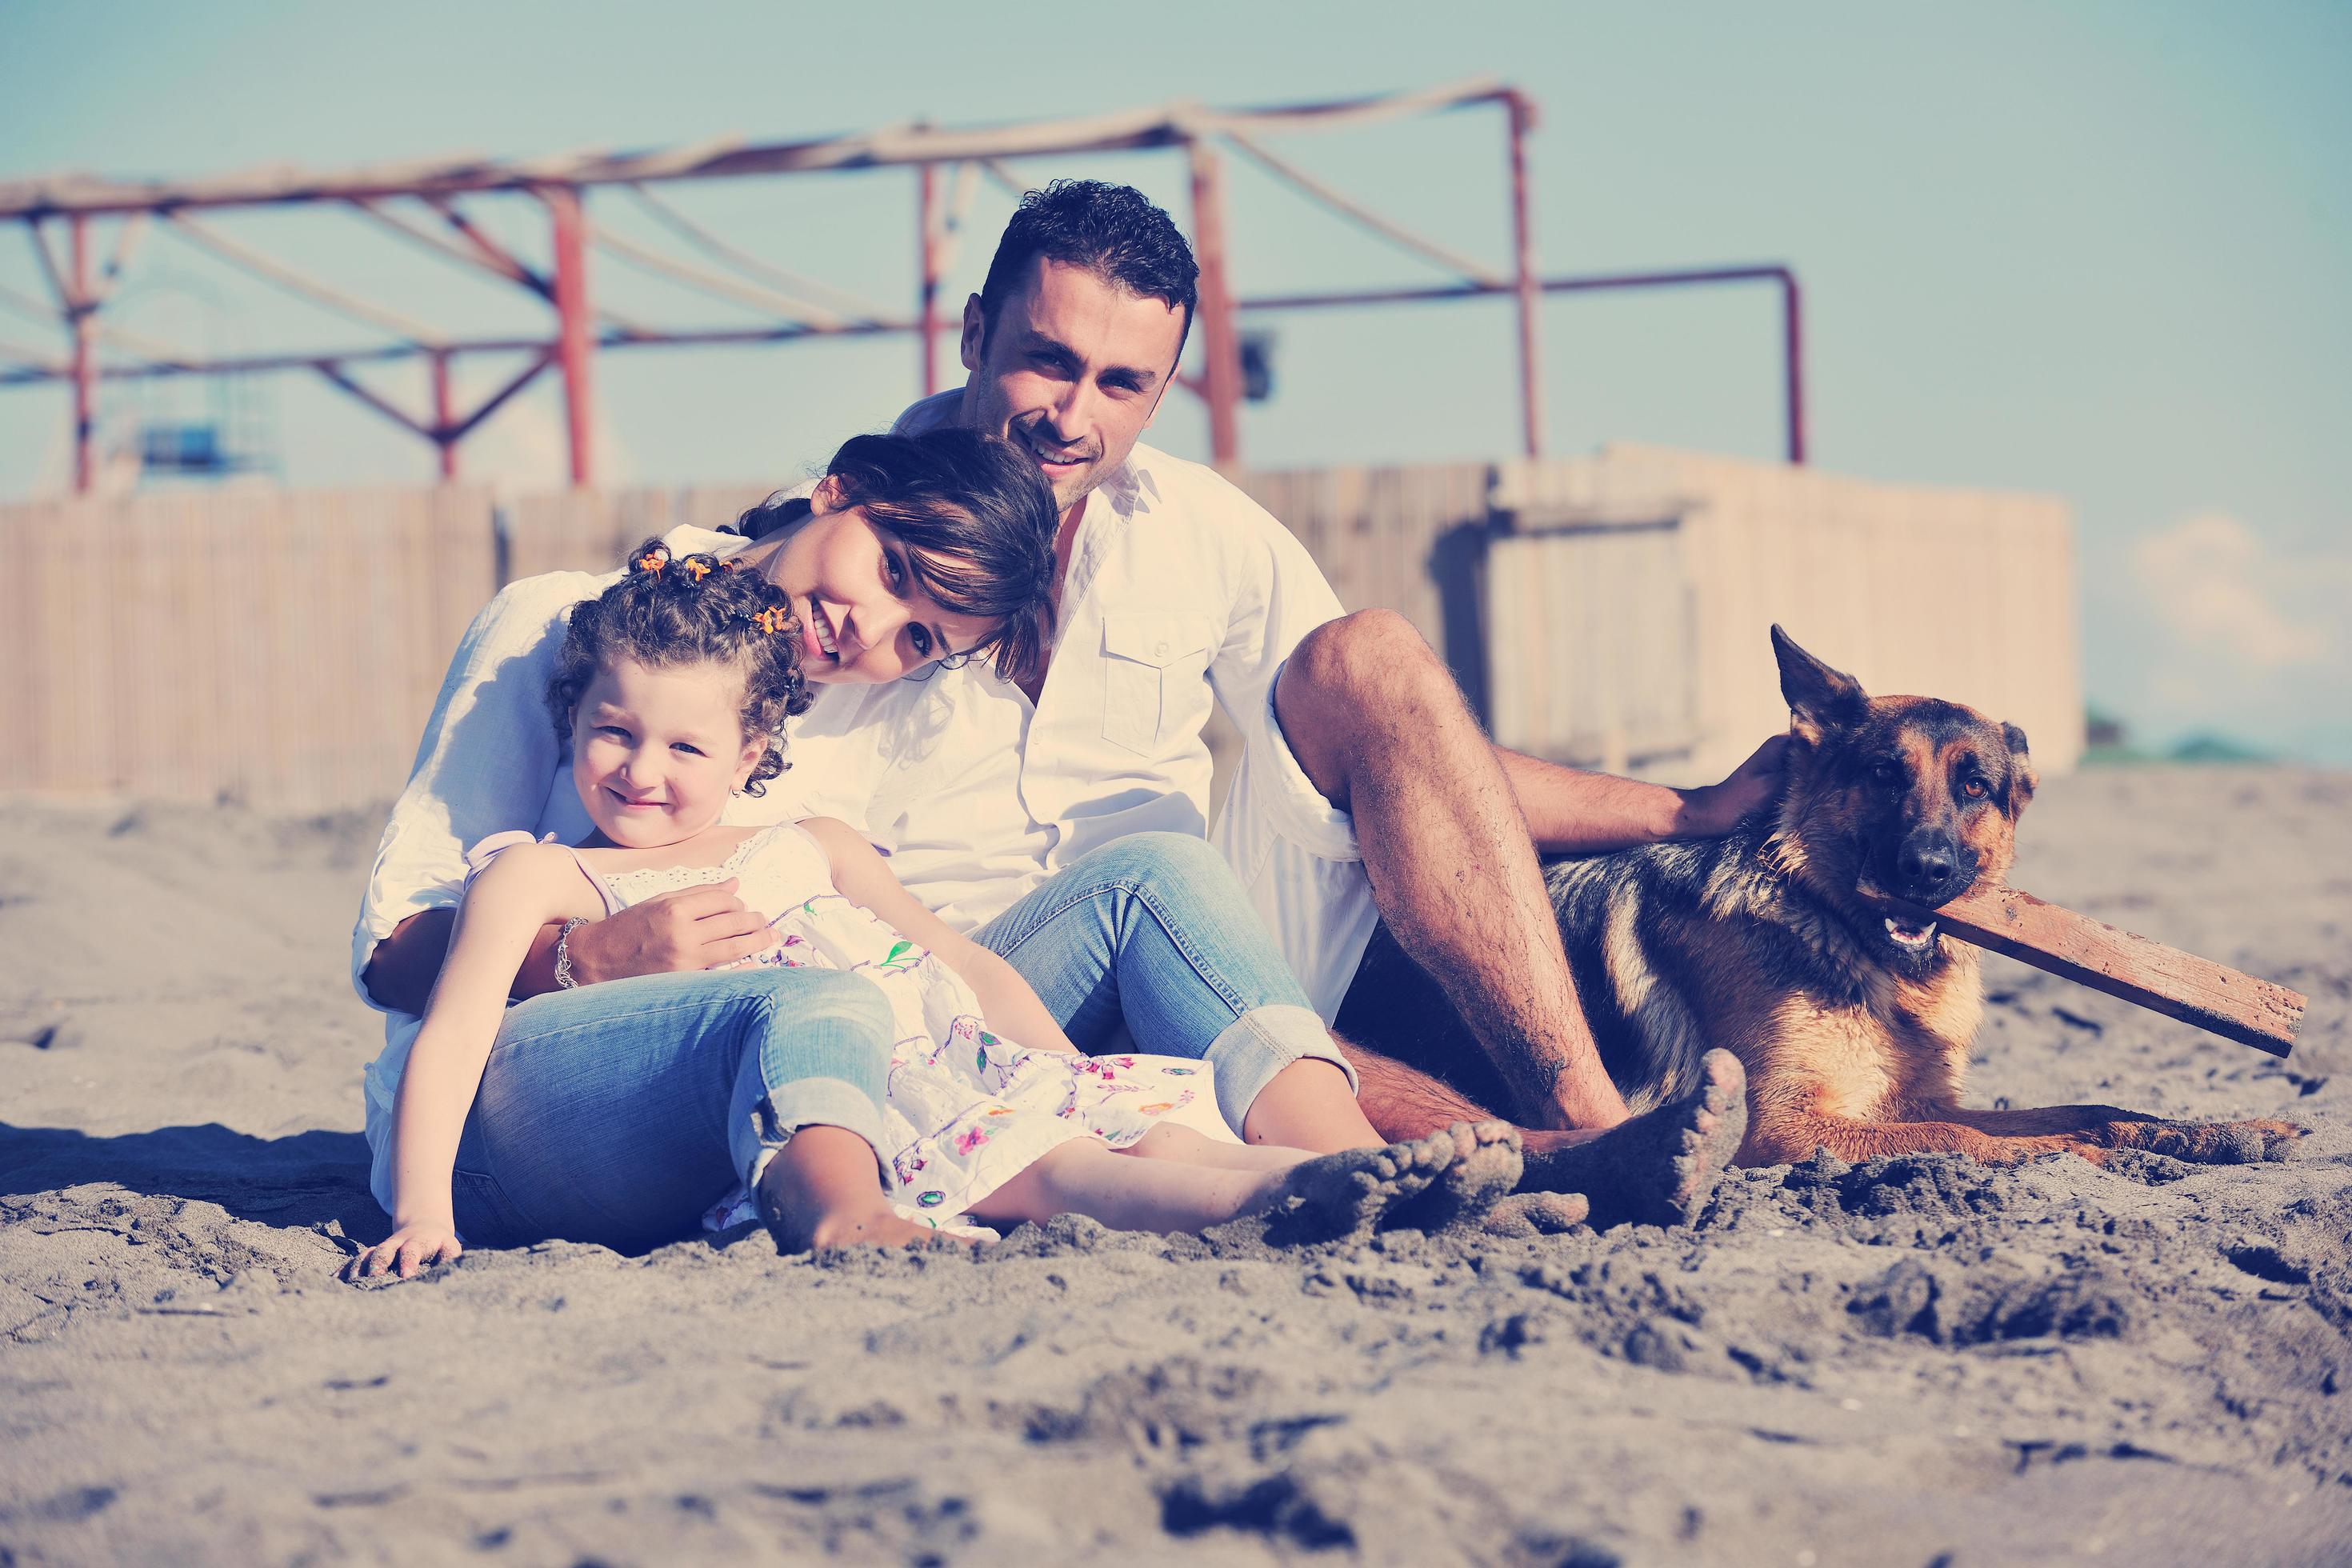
<box><xmin>570</xmin><ymin>655</ymin><xmax>766</xmax><ymax>848</ymax></box>
<box><xmin>762</xmin><ymin>480</ymin><xmax>1000</xmax><ymax>686</ymax></box>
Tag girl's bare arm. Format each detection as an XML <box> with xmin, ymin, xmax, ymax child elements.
<box><xmin>351</xmin><ymin>845</ymin><xmax>598</xmax><ymax>1278</ymax></box>
<box><xmin>799</xmin><ymin>817</ymin><xmax>1080</xmax><ymax>1055</ymax></box>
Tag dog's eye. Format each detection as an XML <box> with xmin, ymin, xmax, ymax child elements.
<box><xmin>1872</xmin><ymin>762</ymin><xmax>1902</xmax><ymax>785</ymax></box>
<box><xmin>1962</xmin><ymin>778</ymin><xmax>1989</xmax><ymax>800</ymax></box>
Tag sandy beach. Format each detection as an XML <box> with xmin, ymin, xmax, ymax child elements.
<box><xmin>2</xmin><ymin>764</ymin><xmax>2346</xmax><ymax>1565</ymax></box>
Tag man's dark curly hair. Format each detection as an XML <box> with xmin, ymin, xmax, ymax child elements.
<box><xmin>974</xmin><ymin>180</ymin><xmax>1199</xmax><ymax>365</ymax></box>
<box><xmin>546</xmin><ymin>540</ymin><xmax>814</xmax><ymax>797</ymax></box>
<box><xmin>732</xmin><ymin>428</ymin><xmax>1059</xmax><ymax>685</ymax></box>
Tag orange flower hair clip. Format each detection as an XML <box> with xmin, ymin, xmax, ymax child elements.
<box><xmin>681</xmin><ymin>558</ymin><xmax>713</xmax><ymax>582</ymax></box>
<box><xmin>753</xmin><ymin>606</ymin><xmax>793</xmax><ymax>637</ymax></box>
<box><xmin>634</xmin><ymin>545</ymin><xmax>670</xmax><ymax>574</ymax></box>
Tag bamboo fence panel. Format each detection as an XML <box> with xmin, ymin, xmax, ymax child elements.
<box><xmin>0</xmin><ymin>486</ymin><xmax>494</xmax><ymax>810</ymax></box>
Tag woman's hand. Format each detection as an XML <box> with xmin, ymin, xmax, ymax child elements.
<box><xmin>343</xmin><ymin>1222</ymin><xmax>464</xmax><ymax>1282</ymax></box>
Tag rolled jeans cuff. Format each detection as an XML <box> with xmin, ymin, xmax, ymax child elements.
<box><xmin>1203</xmin><ymin>1003</ymin><xmax>1358</xmax><ymax>1132</ymax></box>
<box><xmin>734</xmin><ymin>1074</ymin><xmax>890</xmax><ymax>1195</ymax></box>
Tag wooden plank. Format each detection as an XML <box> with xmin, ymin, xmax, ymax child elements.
<box><xmin>1904</xmin><ymin>882</ymin><xmax>2306</xmax><ymax>1058</ymax></box>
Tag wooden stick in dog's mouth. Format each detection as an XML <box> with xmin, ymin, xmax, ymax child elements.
<box><xmin>1888</xmin><ymin>883</ymin><xmax>2306</xmax><ymax>1058</ymax></box>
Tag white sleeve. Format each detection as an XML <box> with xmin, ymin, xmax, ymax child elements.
<box><xmin>745</xmin><ymin>678</ymin><xmax>909</xmax><ymax>845</ymax></box>
<box><xmin>348</xmin><ymin>570</ymin><xmax>602</xmax><ymax>1009</ymax></box>
<box><xmin>1206</xmin><ymin>488</ymin><xmax>1346</xmax><ymax>761</ymax></box>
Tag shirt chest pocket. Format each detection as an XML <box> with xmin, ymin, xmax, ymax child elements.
<box><xmin>1100</xmin><ymin>612</ymin><xmax>1215</xmax><ymax>757</ymax></box>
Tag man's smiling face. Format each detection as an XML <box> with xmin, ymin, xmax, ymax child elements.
<box><xmin>957</xmin><ymin>256</ymin><xmax>1187</xmax><ymax>511</ymax></box>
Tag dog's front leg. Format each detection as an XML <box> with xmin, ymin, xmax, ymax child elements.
<box><xmin>1739</xmin><ymin>1111</ymin><xmax>2105</xmax><ymax>1169</ymax></box>
<box><xmin>1937</xmin><ymin>1104</ymin><xmax>2301</xmax><ymax>1165</ymax></box>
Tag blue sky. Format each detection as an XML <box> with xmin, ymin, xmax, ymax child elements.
<box><xmin>2</xmin><ymin>2</ymin><xmax>2346</xmax><ymax>759</ymax></box>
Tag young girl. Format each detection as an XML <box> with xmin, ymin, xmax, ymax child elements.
<box><xmin>349</xmin><ymin>541</ymin><xmax>1514</xmax><ymax>1278</ymax></box>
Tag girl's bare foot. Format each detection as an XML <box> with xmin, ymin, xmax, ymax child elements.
<box><xmin>798</xmin><ymin>1206</ymin><xmax>972</xmax><ymax>1252</ymax></box>
<box><xmin>755</xmin><ymin>1126</ymin><xmax>976</xmax><ymax>1254</ymax></box>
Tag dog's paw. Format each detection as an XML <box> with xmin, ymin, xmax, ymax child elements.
<box><xmin>2246</xmin><ymin>1118</ymin><xmax>2308</xmax><ymax>1160</ymax></box>
<box><xmin>2098</xmin><ymin>1118</ymin><xmax>2296</xmax><ymax>1166</ymax></box>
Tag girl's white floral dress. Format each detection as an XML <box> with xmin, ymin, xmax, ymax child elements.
<box><xmin>475</xmin><ymin>822</ymin><xmax>1207</xmax><ymax>1227</ymax></box>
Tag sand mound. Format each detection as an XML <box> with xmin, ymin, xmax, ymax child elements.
<box><xmin>3</xmin><ymin>769</ymin><xmax>2348</xmax><ymax>1563</ymax></box>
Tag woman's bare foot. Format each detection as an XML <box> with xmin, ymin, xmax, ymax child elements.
<box><xmin>1518</xmin><ymin>1049</ymin><xmax>1748</xmax><ymax>1229</ymax></box>
<box><xmin>1383</xmin><ymin>1118</ymin><xmax>1525</xmax><ymax>1233</ymax></box>
<box><xmin>1219</xmin><ymin>1124</ymin><xmax>1484</xmax><ymax>1247</ymax></box>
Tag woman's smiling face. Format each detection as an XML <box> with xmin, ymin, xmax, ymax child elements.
<box><xmin>761</xmin><ymin>482</ymin><xmax>999</xmax><ymax>685</ymax></box>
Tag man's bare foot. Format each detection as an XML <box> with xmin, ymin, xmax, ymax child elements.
<box><xmin>1215</xmin><ymin>1126</ymin><xmax>1471</xmax><ymax>1247</ymax></box>
<box><xmin>1383</xmin><ymin>1118</ymin><xmax>1525</xmax><ymax>1233</ymax></box>
<box><xmin>1518</xmin><ymin>1049</ymin><xmax>1748</xmax><ymax>1229</ymax></box>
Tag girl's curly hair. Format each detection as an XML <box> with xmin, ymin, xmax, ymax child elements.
<box><xmin>546</xmin><ymin>540</ymin><xmax>814</xmax><ymax>796</ymax></box>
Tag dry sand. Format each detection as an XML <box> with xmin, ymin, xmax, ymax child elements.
<box><xmin>2</xmin><ymin>766</ymin><xmax>2348</xmax><ymax>1566</ymax></box>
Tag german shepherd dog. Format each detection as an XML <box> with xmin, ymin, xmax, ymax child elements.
<box><xmin>1341</xmin><ymin>628</ymin><xmax>2301</xmax><ymax>1169</ymax></box>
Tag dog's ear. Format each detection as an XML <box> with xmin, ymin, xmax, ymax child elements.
<box><xmin>2002</xmin><ymin>722</ymin><xmax>2038</xmax><ymax>818</ymax></box>
<box><xmin>1771</xmin><ymin>625</ymin><xmax>1866</xmax><ymax>746</ymax></box>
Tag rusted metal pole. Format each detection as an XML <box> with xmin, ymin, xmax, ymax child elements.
<box><xmin>70</xmin><ymin>216</ymin><xmax>95</xmax><ymax>493</ymax></box>
<box><xmin>918</xmin><ymin>162</ymin><xmax>940</xmax><ymax>396</ymax></box>
<box><xmin>1781</xmin><ymin>269</ymin><xmax>1806</xmax><ymax>465</ymax></box>
<box><xmin>1506</xmin><ymin>91</ymin><xmax>1542</xmax><ymax>460</ymax></box>
<box><xmin>1186</xmin><ymin>142</ymin><xmax>1242</xmax><ymax>468</ymax></box>
<box><xmin>543</xmin><ymin>186</ymin><xmax>594</xmax><ymax>487</ymax></box>
<box><xmin>430</xmin><ymin>349</ymin><xmax>457</xmax><ymax>479</ymax></box>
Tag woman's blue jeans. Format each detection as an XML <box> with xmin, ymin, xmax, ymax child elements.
<box><xmin>973</xmin><ymin>832</ymin><xmax>1352</xmax><ymax>1134</ymax></box>
<box><xmin>450</xmin><ymin>965</ymin><xmax>890</xmax><ymax>1252</ymax></box>
<box><xmin>450</xmin><ymin>830</ymin><xmax>1346</xmax><ymax>1251</ymax></box>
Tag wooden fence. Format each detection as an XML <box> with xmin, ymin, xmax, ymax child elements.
<box><xmin>1486</xmin><ymin>446</ymin><xmax>2084</xmax><ymax>779</ymax></box>
<box><xmin>0</xmin><ymin>449</ymin><xmax>2081</xmax><ymax>810</ymax></box>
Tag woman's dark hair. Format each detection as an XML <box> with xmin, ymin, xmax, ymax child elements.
<box><xmin>546</xmin><ymin>541</ymin><xmax>814</xmax><ymax>797</ymax></box>
<box><xmin>734</xmin><ymin>427</ymin><xmax>1059</xmax><ymax>684</ymax></box>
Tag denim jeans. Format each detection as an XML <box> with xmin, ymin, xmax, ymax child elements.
<box><xmin>971</xmin><ymin>831</ymin><xmax>1354</xmax><ymax>1133</ymax></box>
<box><xmin>449</xmin><ymin>965</ymin><xmax>891</xmax><ymax>1251</ymax></box>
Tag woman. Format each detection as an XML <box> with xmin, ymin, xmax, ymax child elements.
<box><xmin>350</xmin><ymin>429</ymin><xmax>1390</xmax><ymax>1266</ymax></box>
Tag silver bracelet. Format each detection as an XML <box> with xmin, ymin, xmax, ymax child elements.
<box><xmin>552</xmin><ymin>918</ymin><xmax>588</xmax><ymax>990</ymax></box>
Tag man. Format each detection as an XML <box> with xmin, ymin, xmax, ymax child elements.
<box><xmin>801</xmin><ymin>181</ymin><xmax>1779</xmax><ymax>1214</ymax></box>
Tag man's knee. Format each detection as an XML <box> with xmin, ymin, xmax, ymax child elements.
<box><xmin>1278</xmin><ymin>611</ymin><xmax>1462</xmax><ymax>801</ymax></box>
<box><xmin>1284</xmin><ymin>609</ymin><xmax>1452</xmax><ymax>715</ymax></box>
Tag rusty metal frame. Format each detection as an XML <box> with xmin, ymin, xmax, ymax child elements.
<box><xmin>0</xmin><ymin>79</ymin><xmax>1807</xmax><ymax>491</ymax></box>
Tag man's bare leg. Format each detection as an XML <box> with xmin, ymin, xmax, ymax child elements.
<box><xmin>1276</xmin><ymin>610</ymin><xmax>1630</xmax><ymax>1131</ymax></box>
